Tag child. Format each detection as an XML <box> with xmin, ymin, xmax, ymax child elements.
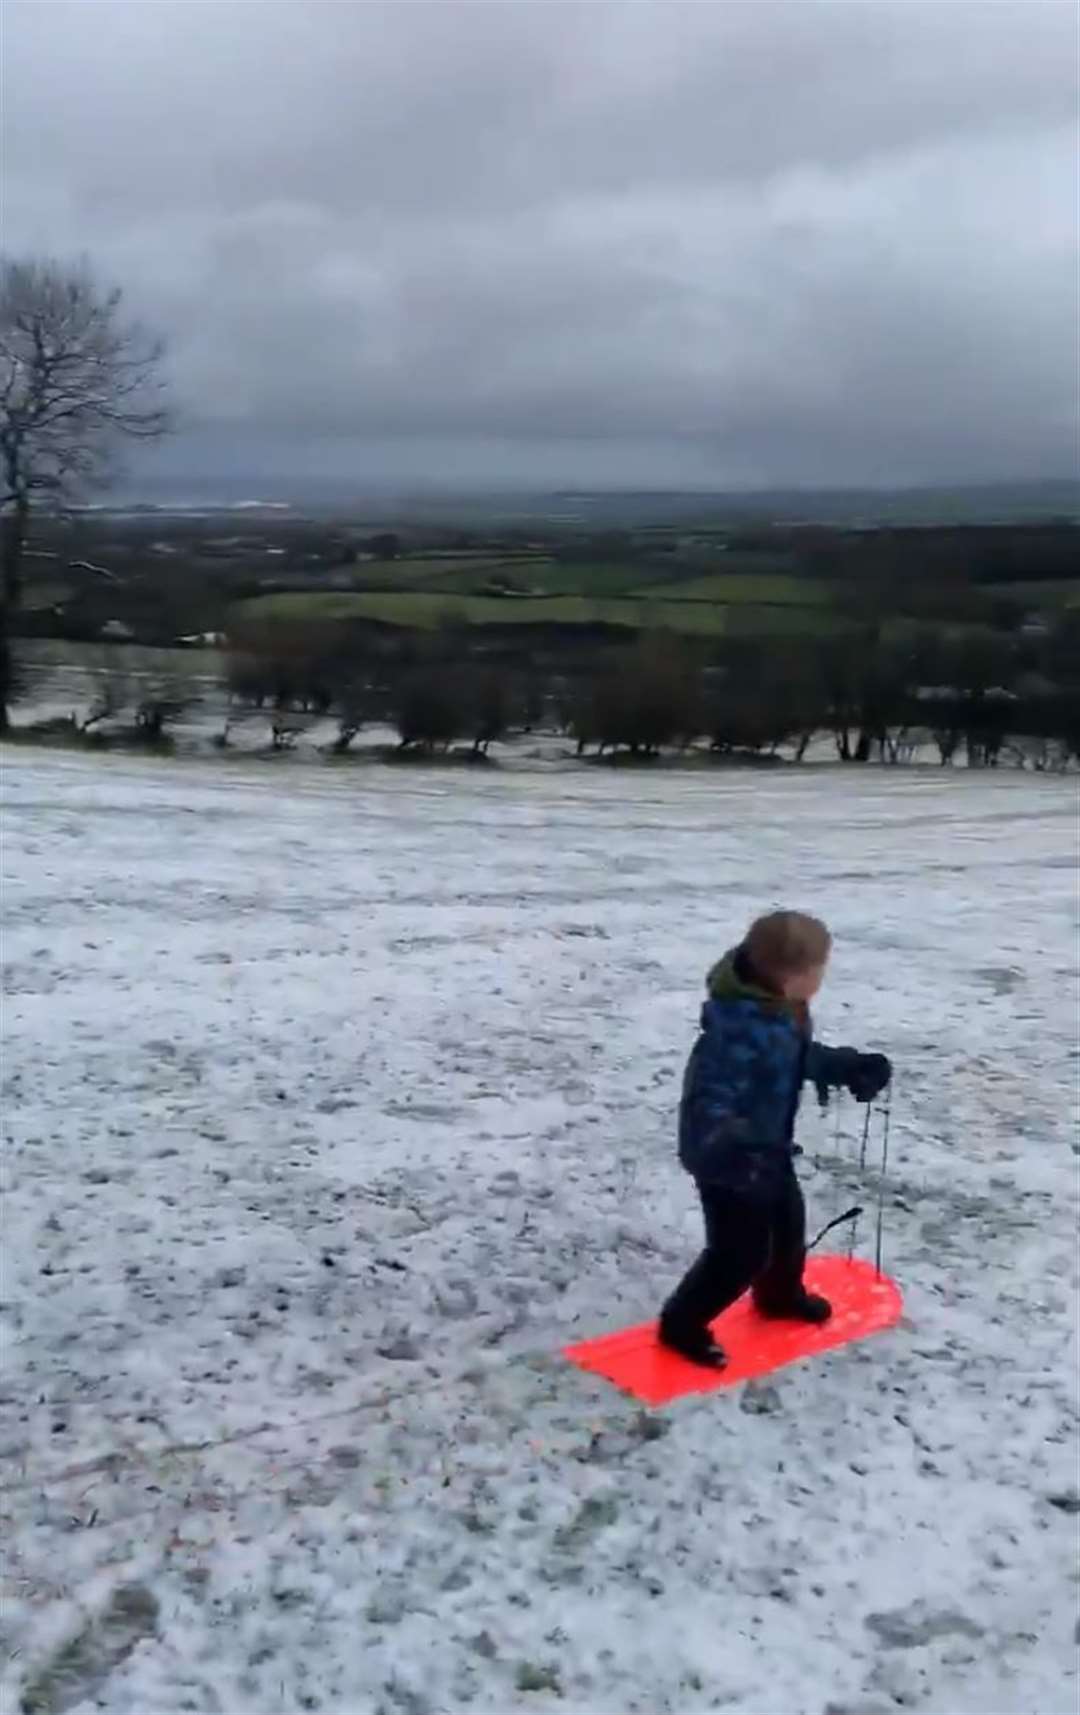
<box><xmin>659</xmin><ymin>910</ymin><xmax>891</xmax><ymax>1369</ymax></box>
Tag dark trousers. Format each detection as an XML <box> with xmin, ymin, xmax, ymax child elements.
<box><xmin>661</xmin><ymin>1171</ymin><xmax>808</xmax><ymax>1336</ymax></box>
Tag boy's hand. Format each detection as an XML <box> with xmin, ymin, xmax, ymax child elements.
<box><xmin>847</xmin><ymin>1053</ymin><xmax>892</xmax><ymax>1103</ymax></box>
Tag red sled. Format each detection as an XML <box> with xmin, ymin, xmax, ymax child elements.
<box><xmin>564</xmin><ymin>1254</ymin><xmax>902</xmax><ymax>1407</ymax></box>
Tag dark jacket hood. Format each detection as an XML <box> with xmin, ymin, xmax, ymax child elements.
<box><xmin>705</xmin><ymin>947</ymin><xmax>808</xmax><ymax>1031</ymax></box>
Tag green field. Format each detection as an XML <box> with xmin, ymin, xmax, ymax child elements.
<box><xmin>636</xmin><ymin>571</ymin><xmax>830</xmax><ymax>605</ymax></box>
<box><xmin>991</xmin><ymin>579</ymin><xmax>1080</xmax><ymax>607</ymax></box>
<box><xmin>238</xmin><ymin>555</ymin><xmax>1080</xmax><ymax>643</ymax></box>
<box><xmin>358</xmin><ymin>553</ymin><xmax>549</xmax><ymax>585</ymax></box>
<box><xmin>237</xmin><ymin>588</ymin><xmax>846</xmax><ymax>638</ymax></box>
<box><xmin>352</xmin><ymin>556</ymin><xmax>681</xmax><ymax>597</ymax></box>
<box><xmin>22</xmin><ymin>580</ymin><xmax>76</xmax><ymax>613</ymax></box>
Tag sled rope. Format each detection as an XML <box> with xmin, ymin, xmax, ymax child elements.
<box><xmin>857</xmin><ymin>1102</ymin><xmax>873</xmax><ymax>1172</ymax></box>
<box><xmin>874</xmin><ymin>1081</ymin><xmax>893</xmax><ymax>1277</ymax></box>
<box><xmin>845</xmin><ymin>1099</ymin><xmax>865</xmax><ymax>1261</ymax></box>
<box><xmin>842</xmin><ymin>1091</ymin><xmax>892</xmax><ymax>1267</ymax></box>
<box><xmin>808</xmin><ymin>1205</ymin><xmax>863</xmax><ymax>1251</ymax></box>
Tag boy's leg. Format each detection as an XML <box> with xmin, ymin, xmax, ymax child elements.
<box><xmin>752</xmin><ymin>1172</ymin><xmax>831</xmax><ymax>1322</ymax></box>
<box><xmin>659</xmin><ymin>1188</ymin><xmax>772</xmax><ymax>1360</ymax></box>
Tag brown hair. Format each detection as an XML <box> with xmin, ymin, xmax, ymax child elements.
<box><xmin>744</xmin><ymin>910</ymin><xmax>832</xmax><ymax>984</ymax></box>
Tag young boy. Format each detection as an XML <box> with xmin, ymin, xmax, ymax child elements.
<box><xmin>659</xmin><ymin>910</ymin><xmax>891</xmax><ymax>1369</ymax></box>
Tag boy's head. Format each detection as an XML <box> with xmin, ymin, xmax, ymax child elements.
<box><xmin>744</xmin><ymin>910</ymin><xmax>831</xmax><ymax>1002</ymax></box>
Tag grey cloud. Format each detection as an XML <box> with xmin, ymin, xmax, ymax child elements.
<box><xmin>2</xmin><ymin>0</ymin><xmax>1077</xmax><ymax>490</ymax></box>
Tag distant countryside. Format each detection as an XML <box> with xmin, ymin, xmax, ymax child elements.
<box><xmin>10</xmin><ymin>487</ymin><xmax>1080</xmax><ymax>771</ymax></box>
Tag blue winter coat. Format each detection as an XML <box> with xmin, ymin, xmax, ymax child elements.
<box><xmin>678</xmin><ymin>978</ymin><xmax>855</xmax><ymax>1197</ymax></box>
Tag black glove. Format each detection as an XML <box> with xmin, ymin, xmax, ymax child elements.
<box><xmin>846</xmin><ymin>1052</ymin><xmax>892</xmax><ymax>1104</ymax></box>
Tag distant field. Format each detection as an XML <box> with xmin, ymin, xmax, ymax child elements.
<box><xmin>19</xmin><ymin>639</ymin><xmax>222</xmax><ymax>679</ymax></box>
<box><xmin>351</xmin><ymin>550</ymin><xmax>811</xmax><ymax>599</ymax></box>
<box><xmin>239</xmin><ymin>590</ymin><xmax>725</xmax><ymax>633</ymax></box>
<box><xmin>991</xmin><ymin>579</ymin><xmax>1080</xmax><ymax>607</ymax></box>
<box><xmin>364</xmin><ymin>553</ymin><xmax>550</xmax><ymax>584</ymax></box>
<box><xmin>21</xmin><ymin>580</ymin><xmax>76</xmax><ymax>613</ymax></box>
<box><xmin>636</xmin><ymin>571</ymin><xmax>830</xmax><ymax>605</ymax></box>
<box><xmin>353</xmin><ymin>557</ymin><xmax>682</xmax><ymax>597</ymax></box>
<box><xmin>237</xmin><ymin>589</ymin><xmax>843</xmax><ymax>638</ymax></box>
<box><xmin>433</xmin><ymin>559</ymin><xmax>672</xmax><ymax>596</ymax></box>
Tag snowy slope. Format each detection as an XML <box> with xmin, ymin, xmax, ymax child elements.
<box><xmin>1</xmin><ymin>750</ymin><xmax>1077</xmax><ymax>1715</ymax></box>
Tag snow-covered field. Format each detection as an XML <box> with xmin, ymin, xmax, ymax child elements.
<box><xmin>2</xmin><ymin>748</ymin><xmax>1077</xmax><ymax>1715</ymax></box>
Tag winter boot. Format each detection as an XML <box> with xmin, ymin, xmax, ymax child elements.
<box><xmin>657</xmin><ymin>1314</ymin><xmax>728</xmax><ymax>1369</ymax></box>
<box><xmin>753</xmin><ymin>1283</ymin><xmax>832</xmax><ymax>1324</ymax></box>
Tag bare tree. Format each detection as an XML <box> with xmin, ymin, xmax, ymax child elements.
<box><xmin>393</xmin><ymin>666</ymin><xmax>466</xmax><ymax>752</ymax></box>
<box><xmin>468</xmin><ymin>668</ymin><xmax>514</xmax><ymax>756</ymax></box>
<box><xmin>708</xmin><ymin>639</ymin><xmax>828</xmax><ymax>761</ymax></box>
<box><xmin>79</xmin><ymin>663</ymin><xmax>131</xmax><ymax>734</ymax></box>
<box><xmin>332</xmin><ymin>666</ymin><xmax>376</xmax><ymax>753</ymax></box>
<box><xmin>0</xmin><ymin>256</ymin><xmax>170</xmax><ymax>726</ymax></box>
<box><xmin>573</xmin><ymin>635</ymin><xmax>704</xmax><ymax>759</ymax></box>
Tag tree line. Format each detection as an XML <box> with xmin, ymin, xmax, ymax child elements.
<box><xmin>215</xmin><ymin>609</ymin><xmax>1080</xmax><ymax>770</ymax></box>
<box><xmin>15</xmin><ymin>593</ymin><xmax>1079</xmax><ymax>772</ymax></box>
<box><xmin>3</xmin><ymin>253</ymin><xmax>1078</xmax><ymax>772</ymax></box>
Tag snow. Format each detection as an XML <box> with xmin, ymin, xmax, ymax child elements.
<box><xmin>1</xmin><ymin>749</ymin><xmax>1077</xmax><ymax>1715</ymax></box>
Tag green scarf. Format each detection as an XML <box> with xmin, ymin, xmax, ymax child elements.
<box><xmin>706</xmin><ymin>947</ymin><xmax>808</xmax><ymax>1029</ymax></box>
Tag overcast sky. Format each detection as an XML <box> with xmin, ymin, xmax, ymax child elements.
<box><xmin>3</xmin><ymin>0</ymin><xmax>1078</xmax><ymax>494</ymax></box>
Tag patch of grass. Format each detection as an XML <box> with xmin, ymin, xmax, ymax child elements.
<box><xmin>236</xmin><ymin>588</ymin><xmax>852</xmax><ymax>639</ymax></box>
<box><xmin>236</xmin><ymin>593</ymin><xmax>726</xmax><ymax>641</ymax></box>
<box><xmin>353</xmin><ymin>557</ymin><xmax>678</xmax><ymax>597</ymax></box>
<box><xmin>722</xmin><ymin>603</ymin><xmax>841</xmax><ymax>637</ymax></box>
<box><xmin>19</xmin><ymin>1583</ymin><xmax>159</xmax><ymax>1715</ymax></box>
<box><xmin>237</xmin><ymin>589</ymin><xmax>703</xmax><ymax>632</ymax></box>
<box><xmin>2</xmin><ymin>720</ymin><xmax>88</xmax><ymax>752</ymax></box>
<box><xmin>990</xmin><ymin>579</ymin><xmax>1080</xmax><ymax>607</ymax></box>
<box><xmin>20</xmin><ymin>579</ymin><xmax>75</xmax><ymax>612</ymax></box>
<box><xmin>637</xmin><ymin>572</ymin><xmax>832</xmax><ymax>605</ymax></box>
<box><xmin>434</xmin><ymin>560</ymin><xmax>668</xmax><ymax>597</ymax></box>
<box><xmin>515</xmin><ymin>1662</ymin><xmax>563</xmax><ymax>1696</ymax></box>
<box><xmin>358</xmin><ymin>553</ymin><xmax>552</xmax><ymax>589</ymax></box>
<box><xmin>17</xmin><ymin>639</ymin><xmax>222</xmax><ymax>679</ymax></box>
